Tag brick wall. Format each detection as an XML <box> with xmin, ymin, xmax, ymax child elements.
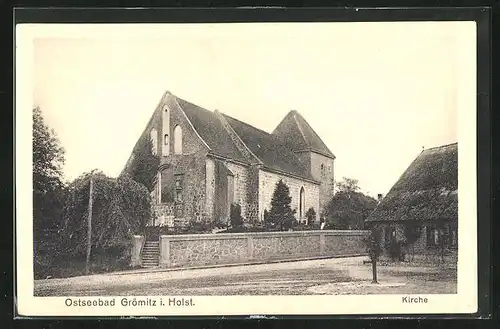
<box><xmin>258</xmin><ymin>169</ymin><xmax>320</xmax><ymax>222</ymax></box>
<box><xmin>156</xmin><ymin>230</ymin><xmax>369</xmax><ymax>268</ymax></box>
<box><xmin>205</xmin><ymin>159</ymin><xmax>215</xmax><ymax>220</ymax></box>
<box><xmin>245</xmin><ymin>165</ymin><xmax>260</xmax><ymax>223</ymax></box>
<box><xmin>309</xmin><ymin>152</ymin><xmax>335</xmax><ymax>215</ymax></box>
<box><xmin>225</xmin><ymin>162</ymin><xmax>250</xmax><ymax>219</ymax></box>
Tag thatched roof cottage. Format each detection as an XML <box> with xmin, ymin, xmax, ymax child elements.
<box><xmin>366</xmin><ymin>142</ymin><xmax>458</xmax><ymax>256</ymax></box>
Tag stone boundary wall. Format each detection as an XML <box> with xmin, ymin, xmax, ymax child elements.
<box><xmin>144</xmin><ymin>230</ymin><xmax>370</xmax><ymax>268</ymax></box>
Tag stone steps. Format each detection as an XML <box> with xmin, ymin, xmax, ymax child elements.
<box><xmin>141</xmin><ymin>241</ymin><xmax>160</xmax><ymax>267</ymax></box>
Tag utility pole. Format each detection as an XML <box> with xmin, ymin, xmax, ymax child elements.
<box><xmin>85</xmin><ymin>170</ymin><xmax>95</xmax><ymax>275</ymax></box>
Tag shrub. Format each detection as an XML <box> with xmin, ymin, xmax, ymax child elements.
<box><xmin>230</xmin><ymin>203</ymin><xmax>244</xmax><ymax>228</ymax></box>
<box><xmin>305</xmin><ymin>207</ymin><xmax>316</xmax><ymax>224</ymax></box>
<box><xmin>364</xmin><ymin>227</ymin><xmax>382</xmax><ymax>262</ymax></box>
<box><xmin>266</xmin><ymin>180</ymin><xmax>296</xmax><ymax>231</ymax></box>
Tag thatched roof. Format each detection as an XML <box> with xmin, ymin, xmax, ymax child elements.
<box><xmin>366</xmin><ymin>142</ymin><xmax>458</xmax><ymax>223</ymax></box>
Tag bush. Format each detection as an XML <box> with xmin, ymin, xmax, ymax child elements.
<box><xmin>230</xmin><ymin>203</ymin><xmax>244</xmax><ymax>228</ymax></box>
<box><xmin>305</xmin><ymin>207</ymin><xmax>316</xmax><ymax>224</ymax></box>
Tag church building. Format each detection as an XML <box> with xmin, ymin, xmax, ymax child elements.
<box><xmin>122</xmin><ymin>91</ymin><xmax>336</xmax><ymax>227</ymax></box>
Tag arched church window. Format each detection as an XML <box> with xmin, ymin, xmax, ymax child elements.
<box><xmin>299</xmin><ymin>187</ymin><xmax>305</xmax><ymax>219</ymax></box>
<box><xmin>174</xmin><ymin>125</ymin><xmax>183</xmax><ymax>154</ymax></box>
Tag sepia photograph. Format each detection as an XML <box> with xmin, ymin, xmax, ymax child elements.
<box><xmin>16</xmin><ymin>19</ymin><xmax>478</xmax><ymax>316</ymax></box>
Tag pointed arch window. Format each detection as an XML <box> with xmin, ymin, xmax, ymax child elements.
<box><xmin>174</xmin><ymin>125</ymin><xmax>183</xmax><ymax>154</ymax></box>
<box><xmin>299</xmin><ymin>187</ymin><xmax>305</xmax><ymax>219</ymax></box>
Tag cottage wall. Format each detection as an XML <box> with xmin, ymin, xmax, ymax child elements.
<box><xmin>258</xmin><ymin>169</ymin><xmax>320</xmax><ymax>222</ymax></box>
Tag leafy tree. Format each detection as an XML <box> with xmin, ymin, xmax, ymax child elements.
<box><xmin>230</xmin><ymin>203</ymin><xmax>244</xmax><ymax>228</ymax></box>
<box><xmin>305</xmin><ymin>207</ymin><xmax>316</xmax><ymax>224</ymax></box>
<box><xmin>124</xmin><ymin>136</ymin><xmax>160</xmax><ymax>191</ymax></box>
<box><xmin>336</xmin><ymin>177</ymin><xmax>360</xmax><ymax>194</ymax></box>
<box><xmin>33</xmin><ymin>107</ymin><xmax>66</xmax><ymax>233</ymax></box>
<box><xmin>324</xmin><ymin>177</ymin><xmax>378</xmax><ymax>230</ymax></box>
<box><xmin>266</xmin><ymin>180</ymin><xmax>296</xmax><ymax>231</ymax></box>
<box><xmin>364</xmin><ymin>227</ymin><xmax>382</xmax><ymax>283</ymax></box>
<box><xmin>61</xmin><ymin>171</ymin><xmax>152</xmax><ymax>258</ymax></box>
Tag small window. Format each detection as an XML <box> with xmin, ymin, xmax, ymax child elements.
<box><xmin>320</xmin><ymin>164</ymin><xmax>325</xmax><ymax>176</ymax></box>
<box><xmin>164</xmin><ymin>134</ymin><xmax>169</xmax><ymax>145</ymax></box>
<box><xmin>328</xmin><ymin>165</ymin><xmax>331</xmax><ymax>173</ymax></box>
<box><xmin>427</xmin><ymin>226</ymin><xmax>444</xmax><ymax>248</ymax></box>
<box><xmin>174</xmin><ymin>174</ymin><xmax>184</xmax><ymax>202</ymax></box>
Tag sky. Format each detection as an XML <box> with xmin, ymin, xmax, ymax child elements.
<box><xmin>30</xmin><ymin>22</ymin><xmax>468</xmax><ymax>196</ymax></box>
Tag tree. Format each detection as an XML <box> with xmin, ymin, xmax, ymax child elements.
<box><xmin>324</xmin><ymin>177</ymin><xmax>378</xmax><ymax>230</ymax></box>
<box><xmin>305</xmin><ymin>207</ymin><xmax>316</xmax><ymax>225</ymax></box>
<box><xmin>364</xmin><ymin>227</ymin><xmax>382</xmax><ymax>283</ymax></box>
<box><xmin>336</xmin><ymin>177</ymin><xmax>360</xmax><ymax>194</ymax></box>
<box><xmin>33</xmin><ymin>107</ymin><xmax>66</xmax><ymax>233</ymax></box>
<box><xmin>124</xmin><ymin>136</ymin><xmax>160</xmax><ymax>191</ymax></box>
<box><xmin>266</xmin><ymin>180</ymin><xmax>296</xmax><ymax>231</ymax></box>
<box><xmin>62</xmin><ymin>171</ymin><xmax>152</xmax><ymax>259</ymax></box>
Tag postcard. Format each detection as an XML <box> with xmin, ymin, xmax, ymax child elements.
<box><xmin>15</xmin><ymin>20</ymin><xmax>478</xmax><ymax>317</ymax></box>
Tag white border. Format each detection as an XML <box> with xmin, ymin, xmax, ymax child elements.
<box><xmin>15</xmin><ymin>22</ymin><xmax>478</xmax><ymax>316</ymax></box>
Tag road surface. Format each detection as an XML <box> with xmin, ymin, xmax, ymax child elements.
<box><xmin>34</xmin><ymin>256</ymin><xmax>456</xmax><ymax>296</ymax></box>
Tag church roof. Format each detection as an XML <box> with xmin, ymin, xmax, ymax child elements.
<box><xmin>272</xmin><ymin>110</ymin><xmax>335</xmax><ymax>159</ymax></box>
<box><xmin>366</xmin><ymin>142</ymin><xmax>458</xmax><ymax>223</ymax></box>
<box><xmin>176</xmin><ymin>97</ymin><xmax>249</xmax><ymax>164</ymax></box>
<box><xmin>221</xmin><ymin>114</ymin><xmax>315</xmax><ymax>181</ymax></box>
<box><xmin>175</xmin><ymin>95</ymin><xmax>317</xmax><ymax>182</ymax></box>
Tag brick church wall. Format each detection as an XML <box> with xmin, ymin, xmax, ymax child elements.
<box><xmin>224</xmin><ymin>162</ymin><xmax>250</xmax><ymax>219</ymax></box>
<box><xmin>245</xmin><ymin>165</ymin><xmax>260</xmax><ymax>223</ymax></box>
<box><xmin>258</xmin><ymin>169</ymin><xmax>320</xmax><ymax>222</ymax></box>
<box><xmin>310</xmin><ymin>152</ymin><xmax>335</xmax><ymax>216</ymax></box>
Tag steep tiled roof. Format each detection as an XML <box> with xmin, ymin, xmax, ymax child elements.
<box><xmin>175</xmin><ymin>97</ymin><xmax>249</xmax><ymax>164</ymax></box>
<box><xmin>366</xmin><ymin>143</ymin><xmax>458</xmax><ymax>223</ymax></box>
<box><xmin>221</xmin><ymin>114</ymin><xmax>316</xmax><ymax>181</ymax></box>
<box><xmin>273</xmin><ymin>110</ymin><xmax>335</xmax><ymax>159</ymax></box>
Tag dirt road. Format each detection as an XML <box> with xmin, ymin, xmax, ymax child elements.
<box><xmin>34</xmin><ymin>256</ymin><xmax>457</xmax><ymax>296</ymax></box>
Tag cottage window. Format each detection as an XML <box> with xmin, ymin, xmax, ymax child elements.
<box><xmin>385</xmin><ymin>227</ymin><xmax>396</xmax><ymax>247</ymax></box>
<box><xmin>450</xmin><ymin>229</ymin><xmax>458</xmax><ymax>248</ymax></box>
<box><xmin>174</xmin><ymin>125</ymin><xmax>183</xmax><ymax>154</ymax></box>
<box><xmin>427</xmin><ymin>226</ymin><xmax>444</xmax><ymax>248</ymax></box>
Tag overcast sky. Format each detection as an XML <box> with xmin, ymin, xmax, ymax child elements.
<box><xmin>31</xmin><ymin>22</ymin><xmax>470</xmax><ymax>196</ymax></box>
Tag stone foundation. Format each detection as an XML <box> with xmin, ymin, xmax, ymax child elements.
<box><xmin>154</xmin><ymin>230</ymin><xmax>369</xmax><ymax>268</ymax></box>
